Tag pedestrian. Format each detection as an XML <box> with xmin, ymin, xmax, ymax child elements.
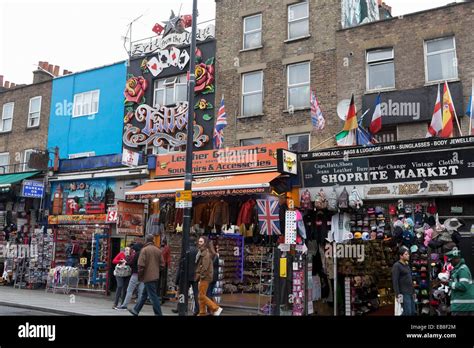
<box><xmin>66</xmin><ymin>235</ymin><xmax>81</xmax><ymax>267</ymax></box>
<box><xmin>195</xmin><ymin>236</ymin><xmax>223</xmax><ymax>316</ymax></box>
<box><xmin>112</xmin><ymin>246</ymin><xmax>132</xmax><ymax>310</ymax></box>
<box><xmin>206</xmin><ymin>244</ymin><xmax>220</xmax><ymax>302</ymax></box>
<box><xmin>160</xmin><ymin>239</ymin><xmax>171</xmax><ymax>304</ymax></box>
<box><xmin>172</xmin><ymin>234</ymin><xmax>199</xmax><ymax>315</ymax></box>
<box><xmin>129</xmin><ymin>235</ymin><xmax>164</xmax><ymax>316</ymax></box>
<box><xmin>445</xmin><ymin>249</ymin><xmax>474</xmax><ymax>316</ymax></box>
<box><xmin>392</xmin><ymin>246</ymin><xmax>416</xmax><ymax>316</ymax></box>
<box><xmin>116</xmin><ymin>243</ymin><xmax>145</xmax><ymax>310</ymax></box>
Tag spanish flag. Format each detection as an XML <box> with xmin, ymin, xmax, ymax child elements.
<box><xmin>439</xmin><ymin>82</ymin><xmax>455</xmax><ymax>138</ymax></box>
<box><xmin>343</xmin><ymin>94</ymin><xmax>358</xmax><ymax>131</ymax></box>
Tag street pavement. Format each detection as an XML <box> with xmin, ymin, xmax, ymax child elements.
<box><xmin>0</xmin><ymin>304</ymin><xmax>59</xmax><ymax>316</ymax></box>
<box><xmin>0</xmin><ymin>286</ymin><xmax>253</xmax><ymax>316</ymax></box>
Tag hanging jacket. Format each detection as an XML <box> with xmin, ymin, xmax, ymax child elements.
<box><xmin>237</xmin><ymin>199</ymin><xmax>256</xmax><ymax>226</ymax></box>
<box><xmin>449</xmin><ymin>259</ymin><xmax>474</xmax><ymax>312</ymax></box>
<box><xmin>208</xmin><ymin>201</ymin><xmax>229</xmax><ymax>227</ymax></box>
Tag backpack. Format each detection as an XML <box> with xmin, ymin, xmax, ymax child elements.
<box><xmin>327</xmin><ymin>187</ymin><xmax>338</xmax><ymax>212</ymax></box>
<box><xmin>338</xmin><ymin>187</ymin><xmax>349</xmax><ymax>209</ymax></box>
<box><xmin>314</xmin><ymin>189</ymin><xmax>328</xmax><ymax>210</ymax></box>
<box><xmin>349</xmin><ymin>187</ymin><xmax>363</xmax><ymax>209</ymax></box>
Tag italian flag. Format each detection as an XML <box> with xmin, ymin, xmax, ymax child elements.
<box><xmin>336</xmin><ymin>129</ymin><xmax>356</xmax><ymax>146</ymax></box>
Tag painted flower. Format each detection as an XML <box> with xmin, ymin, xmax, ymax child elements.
<box><xmin>195</xmin><ymin>98</ymin><xmax>213</xmax><ymax>110</ymax></box>
<box><xmin>194</xmin><ymin>61</ymin><xmax>214</xmax><ymax>94</ymax></box>
<box><xmin>124</xmin><ymin>76</ymin><xmax>148</xmax><ymax>104</ymax></box>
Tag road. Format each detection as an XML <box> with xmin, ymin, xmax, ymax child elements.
<box><xmin>0</xmin><ymin>305</ymin><xmax>59</xmax><ymax>316</ymax></box>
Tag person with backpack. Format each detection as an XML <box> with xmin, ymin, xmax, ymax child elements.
<box><xmin>66</xmin><ymin>235</ymin><xmax>81</xmax><ymax>267</ymax></box>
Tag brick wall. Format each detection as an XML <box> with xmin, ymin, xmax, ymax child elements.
<box><xmin>0</xmin><ymin>81</ymin><xmax>52</xmax><ymax>171</ymax></box>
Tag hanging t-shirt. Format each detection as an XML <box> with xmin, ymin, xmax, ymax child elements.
<box><xmin>330</xmin><ymin>213</ymin><xmax>351</xmax><ymax>243</ymax></box>
<box><xmin>146</xmin><ymin>214</ymin><xmax>162</xmax><ymax>235</ymax></box>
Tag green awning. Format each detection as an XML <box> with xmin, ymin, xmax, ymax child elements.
<box><xmin>0</xmin><ymin>171</ymin><xmax>40</xmax><ymax>186</ymax></box>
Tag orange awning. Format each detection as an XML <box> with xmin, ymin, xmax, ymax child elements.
<box><xmin>125</xmin><ymin>172</ymin><xmax>281</xmax><ymax>199</ymax></box>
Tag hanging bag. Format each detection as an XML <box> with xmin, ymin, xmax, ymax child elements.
<box><xmin>314</xmin><ymin>189</ymin><xmax>328</xmax><ymax>210</ymax></box>
<box><xmin>327</xmin><ymin>187</ymin><xmax>338</xmax><ymax>212</ymax></box>
<box><xmin>349</xmin><ymin>187</ymin><xmax>363</xmax><ymax>209</ymax></box>
<box><xmin>338</xmin><ymin>187</ymin><xmax>349</xmax><ymax>210</ymax></box>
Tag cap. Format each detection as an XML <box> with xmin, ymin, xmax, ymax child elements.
<box><xmin>445</xmin><ymin>249</ymin><xmax>461</xmax><ymax>260</ymax></box>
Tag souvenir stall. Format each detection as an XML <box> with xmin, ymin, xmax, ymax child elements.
<box><xmin>125</xmin><ymin>142</ymin><xmax>294</xmax><ymax>311</ymax></box>
<box><xmin>299</xmin><ymin>136</ymin><xmax>474</xmax><ymax>316</ymax></box>
<box><xmin>47</xmin><ymin>179</ymin><xmax>115</xmax><ymax>294</ymax></box>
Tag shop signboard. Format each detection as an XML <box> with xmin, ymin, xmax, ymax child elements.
<box><xmin>361</xmin><ymin>82</ymin><xmax>464</xmax><ymax>126</ymax></box>
<box><xmin>21</xmin><ymin>180</ymin><xmax>44</xmax><ymax>198</ymax></box>
<box><xmin>106</xmin><ymin>207</ymin><xmax>118</xmax><ymax>223</ymax></box>
<box><xmin>125</xmin><ymin>186</ymin><xmax>271</xmax><ymax>200</ymax></box>
<box><xmin>364</xmin><ymin>181</ymin><xmax>453</xmax><ymax>199</ymax></box>
<box><xmin>117</xmin><ymin>201</ymin><xmax>145</xmax><ymax>236</ymax></box>
<box><xmin>277</xmin><ymin>149</ymin><xmax>297</xmax><ymax>175</ymax></box>
<box><xmin>301</xmin><ymin>146</ymin><xmax>474</xmax><ymax>187</ymax></box>
<box><xmin>155</xmin><ymin>142</ymin><xmax>287</xmax><ymax>177</ymax></box>
<box><xmin>48</xmin><ymin>214</ymin><xmax>107</xmax><ymax>225</ymax></box>
<box><xmin>122</xmin><ymin>148</ymin><xmax>140</xmax><ymax>167</ymax></box>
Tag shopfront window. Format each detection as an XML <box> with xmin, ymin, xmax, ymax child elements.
<box><xmin>424</xmin><ymin>37</ymin><xmax>458</xmax><ymax>83</ymax></box>
<box><xmin>287</xmin><ymin>133</ymin><xmax>310</xmax><ymax>152</ymax></box>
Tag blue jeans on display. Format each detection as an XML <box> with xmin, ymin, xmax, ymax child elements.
<box><xmin>133</xmin><ymin>281</ymin><xmax>163</xmax><ymax>316</ymax></box>
<box><xmin>402</xmin><ymin>294</ymin><xmax>417</xmax><ymax>316</ymax></box>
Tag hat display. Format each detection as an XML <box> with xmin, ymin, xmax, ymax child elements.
<box><xmin>443</xmin><ymin>218</ymin><xmax>463</xmax><ymax>231</ymax></box>
<box><xmin>361</xmin><ymin>232</ymin><xmax>370</xmax><ymax>241</ymax></box>
<box><xmin>354</xmin><ymin>232</ymin><xmax>362</xmax><ymax>239</ymax></box>
<box><xmin>410</xmin><ymin>245</ymin><xmax>418</xmax><ymax>253</ymax></box>
<box><xmin>370</xmin><ymin>232</ymin><xmax>377</xmax><ymax>240</ymax></box>
<box><xmin>445</xmin><ymin>249</ymin><xmax>461</xmax><ymax>260</ymax></box>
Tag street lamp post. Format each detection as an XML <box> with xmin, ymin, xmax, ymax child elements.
<box><xmin>178</xmin><ymin>0</ymin><xmax>198</xmax><ymax>316</ymax></box>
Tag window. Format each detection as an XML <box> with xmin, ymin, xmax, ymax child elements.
<box><xmin>243</xmin><ymin>14</ymin><xmax>262</xmax><ymax>49</ymax></box>
<box><xmin>28</xmin><ymin>96</ymin><xmax>42</xmax><ymax>128</ymax></box>
<box><xmin>73</xmin><ymin>90</ymin><xmax>100</xmax><ymax>117</ymax></box>
<box><xmin>153</xmin><ymin>75</ymin><xmax>187</xmax><ymax>107</ymax></box>
<box><xmin>242</xmin><ymin>71</ymin><xmax>263</xmax><ymax>116</ymax></box>
<box><xmin>288</xmin><ymin>1</ymin><xmax>309</xmax><ymax>40</ymax></box>
<box><xmin>287</xmin><ymin>62</ymin><xmax>310</xmax><ymax>109</ymax></box>
<box><xmin>425</xmin><ymin>37</ymin><xmax>458</xmax><ymax>83</ymax></box>
<box><xmin>287</xmin><ymin>133</ymin><xmax>310</xmax><ymax>152</ymax></box>
<box><xmin>153</xmin><ymin>146</ymin><xmax>180</xmax><ymax>155</ymax></box>
<box><xmin>373</xmin><ymin>126</ymin><xmax>397</xmax><ymax>143</ymax></box>
<box><xmin>240</xmin><ymin>138</ymin><xmax>263</xmax><ymax>146</ymax></box>
<box><xmin>23</xmin><ymin>149</ymin><xmax>37</xmax><ymax>172</ymax></box>
<box><xmin>366</xmin><ymin>48</ymin><xmax>395</xmax><ymax>91</ymax></box>
<box><xmin>0</xmin><ymin>152</ymin><xmax>9</xmax><ymax>174</ymax></box>
<box><xmin>1</xmin><ymin>103</ymin><xmax>14</xmax><ymax>132</ymax></box>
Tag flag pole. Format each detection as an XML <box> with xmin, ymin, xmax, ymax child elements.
<box><xmin>446</xmin><ymin>81</ymin><xmax>463</xmax><ymax>136</ymax></box>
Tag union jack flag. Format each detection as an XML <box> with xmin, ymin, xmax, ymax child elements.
<box><xmin>311</xmin><ymin>90</ymin><xmax>325</xmax><ymax>131</ymax></box>
<box><xmin>256</xmin><ymin>199</ymin><xmax>281</xmax><ymax>236</ymax></box>
<box><xmin>213</xmin><ymin>96</ymin><xmax>227</xmax><ymax>149</ymax></box>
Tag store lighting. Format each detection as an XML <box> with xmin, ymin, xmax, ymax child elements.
<box><xmin>152</xmin><ymin>198</ymin><xmax>159</xmax><ymax>203</ymax></box>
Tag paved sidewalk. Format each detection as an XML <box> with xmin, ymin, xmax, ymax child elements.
<box><xmin>0</xmin><ymin>286</ymin><xmax>252</xmax><ymax>316</ymax></box>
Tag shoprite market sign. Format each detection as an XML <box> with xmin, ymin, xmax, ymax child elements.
<box><xmin>155</xmin><ymin>142</ymin><xmax>287</xmax><ymax>177</ymax></box>
<box><xmin>301</xmin><ymin>146</ymin><xmax>474</xmax><ymax>187</ymax></box>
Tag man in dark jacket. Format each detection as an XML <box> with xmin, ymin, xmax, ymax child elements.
<box><xmin>172</xmin><ymin>235</ymin><xmax>199</xmax><ymax>315</ymax></box>
<box><xmin>392</xmin><ymin>246</ymin><xmax>416</xmax><ymax>316</ymax></box>
<box><xmin>129</xmin><ymin>235</ymin><xmax>164</xmax><ymax>316</ymax></box>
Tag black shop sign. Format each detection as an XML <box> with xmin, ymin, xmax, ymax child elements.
<box><xmin>302</xmin><ymin>147</ymin><xmax>474</xmax><ymax>187</ymax></box>
<box><xmin>361</xmin><ymin>81</ymin><xmax>464</xmax><ymax>126</ymax></box>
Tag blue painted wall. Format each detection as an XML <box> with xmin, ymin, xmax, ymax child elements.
<box><xmin>48</xmin><ymin>61</ymin><xmax>127</xmax><ymax>159</ymax></box>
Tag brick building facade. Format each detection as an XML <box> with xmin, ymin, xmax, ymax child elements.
<box><xmin>0</xmin><ymin>62</ymin><xmax>70</xmax><ymax>173</ymax></box>
<box><xmin>215</xmin><ymin>0</ymin><xmax>473</xmax><ymax>150</ymax></box>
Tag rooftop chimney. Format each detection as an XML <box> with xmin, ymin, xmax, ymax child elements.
<box><xmin>33</xmin><ymin>60</ymin><xmax>66</xmax><ymax>83</ymax></box>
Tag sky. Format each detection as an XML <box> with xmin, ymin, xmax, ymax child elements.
<box><xmin>0</xmin><ymin>0</ymin><xmax>464</xmax><ymax>84</ymax></box>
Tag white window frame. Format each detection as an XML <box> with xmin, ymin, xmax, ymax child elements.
<box><xmin>152</xmin><ymin>145</ymin><xmax>181</xmax><ymax>156</ymax></box>
<box><xmin>28</xmin><ymin>96</ymin><xmax>42</xmax><ymax>128</ymax></box>
<box><xmin>0</xmin><ymin>152</ymin><xmax>10</xmax><ymax>174</ymax></box>
<box><xmin>288</xmin><ymin>1</ymin><xmax>309</xmax><ymax>41</ymax></box>
<box><xmin>243</xmin><ymin>13</ymin><xmax>262</xmax><ymax>50</ymax></box>
<box><xmin>240</xmin><ymin>137</ymin><xmax>263</xmax><ymax>146</ymax></box>
<box><xmin>72</xmin><ymin>90</ymin><xmax>100</xmax><ymax>117</ymax></box>
<box><xmin>424</xmin><ymin>36</ymin><xmax>458</xmax><ymax>84</ymax></box>
<box><xmin>366</xmin><ymin>48</ymin><xmax>395</xmax><ymax>92</ymax></box>
<box><xmin>153</xmin><ymin>75</ymin><xmax>187</xmax><ymax>107</ymax></box>
<box><xmin>287</xmin><ymin>61</ymin><xmax>310</xmax><ymax>110</ymax></box>
<box><xmin>287</xmin><ymin>133</ymin><xmax>310</xmax><ymax>152</ymax></box>
<box><xmin>241</xmin><ymin>71</ymin><xmax>264</xmax><ymax>117</ymax></box>
<box><xmin>1</xmin><ymin>102</ymin><xmax>14</xmax><ymax>133</ymax></box>
<box><xmin>23</xmin><ymin>149</ymin><xmax>37</xmax><ymax>172</ymax></box>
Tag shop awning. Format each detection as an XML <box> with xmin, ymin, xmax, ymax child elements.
<box><xmin>125</xmin><ymin>171</ymin><xmax>281</xmax><ymax>199</ymax></box>
<box><xmin>0</xmin><ymin>171</ymin><xmax>40</xmax><ymax>187</ymax></box>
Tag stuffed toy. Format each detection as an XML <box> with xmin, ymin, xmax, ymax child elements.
<box><xmin>424</xmin><ymin>228</ymin><xmax>433</xmax><ymax>247</ymax></box>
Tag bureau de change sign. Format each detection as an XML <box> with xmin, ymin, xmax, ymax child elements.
<box><xmin>21</xmin><ymin>180</ymin><xmax>45</xmax><ymax>198</ymax></box>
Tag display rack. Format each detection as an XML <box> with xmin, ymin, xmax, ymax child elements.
<box><xmin>210</xmin><ymin>234</ymin><xmax>243</xmax><ymax>293</ymax></box>
<box><xmin>45</xmin><ymin>266</ymin><xmax>79</xmax><ymax>294</ymax></box>
<box><xmin>26</xmin><ymin>228</ymin><xmax>54</xmax><ymax>288</ymax></box>
<box><xmin>257</xmin><ymin>246</ymin><xmax>274</xmax><ymax>315</ymax></box>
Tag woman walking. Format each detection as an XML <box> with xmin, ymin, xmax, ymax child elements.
<box><xmin>117</xmin><ymin>243</ymin><xmax>145</xmax><ymax>310</ymax></box>
<box><xmin>195</xmin><ymin>236</ymin><xmax>223</xmax><ymax>316</ymax></box>
<box><xmin>112</xmin><ymin>246</ymin><xmax>132</xmax><ymax>310</ymax></box>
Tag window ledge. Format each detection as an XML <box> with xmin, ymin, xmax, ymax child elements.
<box><xmin>26</xmin><ymin>126</ymin><xmax>40</xmax><ymax>131</ymax></box>
<box><xmin>364</xmin><ymin>87</ymin><xmax>396</xmax><ymax>95</ymax></box>
<box><xmin>237</xmin><ymin>114</ymin><xmax>264</xmax><ymax>119</ymax></box>
<box><xmin>283</xmin><ymin>107</ymin><xmax>311</xmax><ymax>113</ymax></box>
<box><xmin>284</xmin><ymin>35</ymin><xmax>311</xmax><ymax>43</ymax></box>
<box><xmin>0</xmin><ymin>131</ymin><xmax>12</xmax><ymax>135</ymax></box>
<box><xmin>424</xmin><ymin>78</ymin><xmax>460</xmax><ymax>87</ymax></box>
<box><xmin>239</xmin><ymin>46</ymin><xmax>263</xmax><ymax>53</ymax></box>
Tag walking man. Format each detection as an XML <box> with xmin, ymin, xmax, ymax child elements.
<box><xmin>392</xmin><ymin>246</ymin><xmax>416</xmax><ymax>316</ymax></box>
<box><xmin>446</xmin><ymin>249</ymin><xmax>474</xmax><ymax>316</ymax></box>
<box><xmin>129</xmin><ymin>235</ymin><xmax>164</xmax><ymax>316</ymax></box>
